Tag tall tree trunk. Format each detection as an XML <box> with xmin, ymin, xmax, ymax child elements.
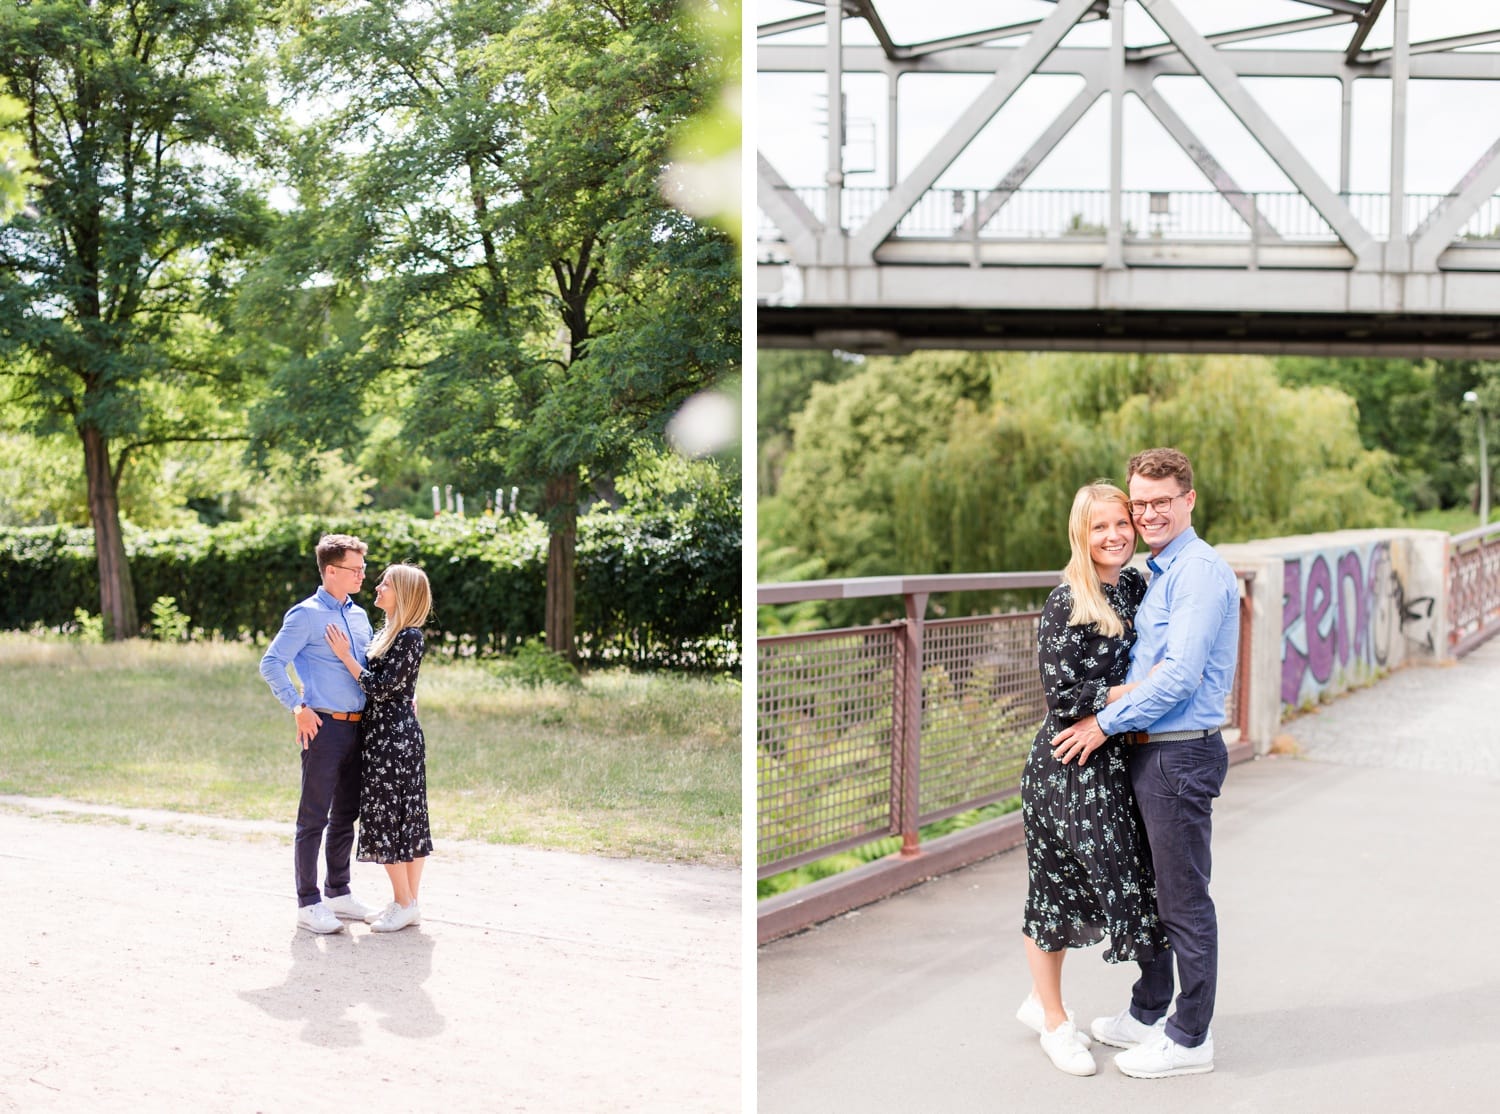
<box><xmin>544</xmin><ymin>468</ymin><xmax>578</xmax><ymax>662</ymax></box>
<box><xmin>81</xmin><ymin>423</ymin><xmax>138</xmax><ymax>640</ymax></box>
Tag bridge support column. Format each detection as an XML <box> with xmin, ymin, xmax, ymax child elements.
<box><xmin>1105</xmin><ymin>0</ymin><xmax>1125</xmax><ymax>271</ymax></box>
<box><xmin>821</xmin><ymin>1</ymin><xmax>845</xmax><ymax>264</ymax></box>
<box><xmin>1387</xmin><ymin>0</ymin><xmax>1411</xmax><ymax>273</ymax></box>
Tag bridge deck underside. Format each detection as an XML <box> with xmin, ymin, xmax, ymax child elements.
<box><xmin>758</xmin><ymin>302</ymin><xmax>1500</xmax><ymax>358</ymax></box>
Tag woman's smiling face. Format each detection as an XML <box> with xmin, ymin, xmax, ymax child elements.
<box><xmin>1089</xmin><ymin>499</ymin><xmax>1135</xmax><ymax>578</ymax></box>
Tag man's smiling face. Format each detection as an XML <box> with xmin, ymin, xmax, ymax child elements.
<box><xmin>1127</xmin><ymin>474</ymin><xmax>1195</xmax><ymax>556</ymax></box>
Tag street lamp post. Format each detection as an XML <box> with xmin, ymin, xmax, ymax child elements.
<box><xmin>1465</xmin><ymin>390</ymin><xmax>1490</xmax><ymax>527</ymax></box>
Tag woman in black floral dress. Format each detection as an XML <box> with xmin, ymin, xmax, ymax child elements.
<box><xmin>326</xmin><ymin>563</ymin><xmax>433</xmax><ymax>933</ymax></box>
<box><xmin>1017</xmin><ymin>483</ymin><xmax>1167</xmax><ymax>1076</ymax></box>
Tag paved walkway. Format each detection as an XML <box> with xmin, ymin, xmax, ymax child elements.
<box><xmin>758</xmin><ymin>636</ymin><xmax>1500</xmax><ymax>1113</ymax></box>
<box><xmin>1</xmin><ymin>800</ymin><xmax>738</xmax><ymax>1113</ymax></box>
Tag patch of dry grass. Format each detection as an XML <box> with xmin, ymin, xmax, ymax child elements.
<box><xmin>0</xmin><ymin>633</ymin><xmax>740</xmax><ymax>865</ymax></box>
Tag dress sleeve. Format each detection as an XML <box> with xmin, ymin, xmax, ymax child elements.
<box><xmin>1037</xmin><ymin>587</ymin><xmax>1109</xmax><ymax>721</ymax></box>
<box><xmin>359</xmin><ymin>628</ymin><xmax>425</xmax><ymax>700</ymax></box>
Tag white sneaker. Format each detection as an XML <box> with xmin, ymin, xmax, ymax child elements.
<box><xmin>370</xmin><ymin>901</ymin><xmax>421</xmax><ymax>933</ymax></box>
<box><xmin>296</xmin><ymin>902</ymin><xmax>345</xmax><ymax>934</ymax></box>
<box><xmin>326</xmin><ymin>892</ymin><xmax>380</xmax><ymax>920</ymax></box>
<box><xmin>1038</xmin><ymin>1020</ymin><xmax>1096</xmax><ymax>1077</ymax></box>
<box><xmin>1091</xmin><ymin>1006</ymin><xmax>1167</xmax><ymax>1049</ymax></box>
<box><xmin>1115</xmin><ymin>1030</ymin><xmax>1214</xmax><ymax>1079</ymax></box>
<box><xmin>1016</xmin><ymin>993</ymin><xmax>1092</xmax><ymax>1048</ymax></box>
<box><xmin>365</xmin><ymin>901</ymin><xmax>399</xmax><ymax>925</ymax></box>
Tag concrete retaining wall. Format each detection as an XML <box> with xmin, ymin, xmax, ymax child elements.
<box><xmin>1217</xmin><ymin>529</ymin><xmax>1449</xmax><ymax>752</ymax></box>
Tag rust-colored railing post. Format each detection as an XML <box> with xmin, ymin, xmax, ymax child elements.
<box><xmin>1235</xmin><ymin>584</ymin><xmax>1254</xmax><ymax>737</ymax></box>
<box><xmin>894</xmin><ymin>591</ymin><xmax>928</xmax><ymax>858</ymax></box>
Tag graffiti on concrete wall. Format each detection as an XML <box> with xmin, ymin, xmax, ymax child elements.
<box><xmin>1281</xmin><ymin>540</ymin><xmax>1435</xmax><ymax>709</ymax></box>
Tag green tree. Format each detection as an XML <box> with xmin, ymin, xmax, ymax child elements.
<box><xmin>757</xmin><ymin>348</ymin><xmax>863</xmax><ymax>496</ymax></box>
<box><xmin>1451</xmin><ymin>360</ymin><xmax>1500</xmax><ymax>519</ymax></box>
<box><xmin>660</xmin><ymin>0</ymin><xmax>740</xmax><ymax>243</ymax></box>
<box><xmin>267</xmin><ymin>0</ymin><xmax>738</xmax><ymax>660</ymax></box>
<box><xmin>765</xmin><ymin>352</ymin><xmax>1403</xmax><ymax>624</ymax></box>
<box><xmin>0</xmin><ymin>93</ymin><xmax>36</xmax><ymax>222</ymax></box>
<box><xmin>0</xmin><ymin>427</ymin><xmax>85</xmax><ymax>526</ymax></box>
<box><xmin>1108</xmin><ymin>357</ymin><xmax>1400</xmax><ymax>539</ymax></box>
<box><xmin>1275</xmin><ymin>356</ymin><xmax>1476</xmax><ymax>510</ymax></box>
<box><xmin>766</xmin><ymin>349</ymin><xmax>998</xmax><ymax>587</ymax></box>
<box><xmin>756</xmin><ymin>498</ymin><xmax>831</xmax><ymax>634</ymax></box>
<box><xmin>0</xmin><ymin>0</ymin><xmax>274</xmax><ymax>637</ymax></box>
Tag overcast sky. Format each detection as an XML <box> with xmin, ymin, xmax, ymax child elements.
<box><xmin>756</xmin><ymin>1</ymin><xmax>1500</xmax><ymax>196</ymax></box>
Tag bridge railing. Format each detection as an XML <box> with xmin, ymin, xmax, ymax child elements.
<box><xmin>756</xmin><ymin>571</ymin><xmax>1254</xmax><ymax>882</ymax></box>
<box><xmin>757</xmin><ymin>529</ymin><xmax>1500</xmax><ymax>941</ymax></box>
<box><xmin>757</xmin><ymin>187</ymin><xmax>1500</xmax><ymax>248</ymax></box>
<box><xmin>1448</xmin><ymin>521</ymin><xmax>1500</xmax><ymax>657</ymax></box>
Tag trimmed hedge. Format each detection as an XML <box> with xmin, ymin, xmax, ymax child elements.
<box><xmin>0</xmin><ymin>503</ymin><xmax>741</xmax><ymax>672</ymax></box>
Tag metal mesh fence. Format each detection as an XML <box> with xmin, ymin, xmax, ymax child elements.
<box><xmin>757</xmin><ymin>599</ymin><xmax>1249</xmax><ymax>877</ymax></box>
<box><xmin>757</xmin><ymin>625</ymin><xmax>901</xmax><ymax>874</ymax></box>
<box><xmin>1449</xmin><ymin>531</ymin><xmax>1500</xmax><ymax>653</ymax></box>
<box><xmin>916</xmin><ymin>613</ymin><xmax>1045</xmax><ymax>823</ymax></box>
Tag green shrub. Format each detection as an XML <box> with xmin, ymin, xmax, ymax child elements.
<box><xmin>149</xmin><ymin>596</ymin><xmax>191</xmax><ymax>642</ymax></box>
<box><xmin>506</xmin><ymin>637</ymin><xmax>584</xmax><ymax>688</ymax></box>
<box><xmin>71</xmin><ymin>608</ymin><xmax>103</xmax><ymax>643</ymax></box>
<box><xmin>0</xmin><ymin>502</ymin><xmax>740</xmax><ymax>672</ymax></box>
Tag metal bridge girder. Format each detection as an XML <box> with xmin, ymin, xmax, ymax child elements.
<box><xmin>756</xmin><ymin>0</ymin><xmax>1500</xmax><ymax>355</ymax></box>
<box><xmin>845</xmin><ymin>0</ymin><xmax>1099</xmax><ymax>263</ymax></box>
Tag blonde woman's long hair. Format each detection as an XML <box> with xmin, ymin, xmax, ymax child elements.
<box><xmin>1063</xmin><ymin>482</ymin><xmax>1135</xmax><ymax>639</ymax></box>
<box><xmin>368</xmin><ymin>563</ymin><xmax>433</xmax><ymax>659</ymax></box>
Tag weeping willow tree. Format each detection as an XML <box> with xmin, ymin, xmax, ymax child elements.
<box><xmin>765</xmin><ymin>350</ymin><xmax>1402</xmax><ymax>625</ymax></box>
<box><xmin>1109</xmin><ymin>357</ymin><xmax>1401</xmax><ymax>539</ymax></box>
<box><xmin>894</xmin><ymin>353</ymin><xmax>1401</xmax><ymax>573</ymax></box>
<box><xmin>891</xmin><ymin>398</ymin><xmax>1116</xmax><ymax>578</ymax></box>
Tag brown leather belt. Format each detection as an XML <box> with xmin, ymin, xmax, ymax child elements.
<box><xmin>318</xmin><ymin>710</ymin><xmax>362</xmax><ymax>722</ymax></box>
<box><xmin>1123</xmin><ymin>728</ymin><xmax>1218</xmax><ymax>745</ymax></box>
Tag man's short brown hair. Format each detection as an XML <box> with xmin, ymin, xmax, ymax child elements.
<box><xmin>1127</xmin><ymin>448</ymin><xmax>1194</xmax><ymax>492</ymax></box>
<box><xmin>315</xmin><ymin>533</ymin><xmax>368</xmax><ymax>574</ymax></box>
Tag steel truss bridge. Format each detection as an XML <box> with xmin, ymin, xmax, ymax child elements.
<box><xmin>757</xmin><ymin>1</ymin><xmax>1500</xmax><ymax>356</ymax></box>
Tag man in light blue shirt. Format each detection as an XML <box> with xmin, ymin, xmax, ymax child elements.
<box><xmin>259</xmin><ymin>533</ymin><xmax>378</xmax><ymax>934</ymax></box>
<box><xmin>1051</xmin><ymin>448</ymin><xmax>1238</xmax><ymax>1079</ymax></box>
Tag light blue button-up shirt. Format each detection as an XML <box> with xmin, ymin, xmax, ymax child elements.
<box><xmin>259</xmin><ymin>587</ymin><xmax>373</xmax><ymax>714</ymax></box>
<box><xmin>1096</xmin><ymin>527</ymin><xmax>1239</xmax><ymax>735</ymax></box>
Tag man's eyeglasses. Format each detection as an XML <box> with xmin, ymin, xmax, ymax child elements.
<box><xmin>331</xmin><ymin>563</ymin><xmax>367</xmax><ymax>576</ymax></box>
<box><xmin>1127</xmin><ymin>492</ymin><xmax>1189</xmax><ymax>518</ymax></box>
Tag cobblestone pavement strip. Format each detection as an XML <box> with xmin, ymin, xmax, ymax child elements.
<box><xmin>1281</xmin><ymin>632</ymin><xmax>1500</xmax><ymax>778</ymax></box>
<box><xmin>1</xmin><ymin>799</ymin><xmax>739</xmax><ymax>1113</ymax></box>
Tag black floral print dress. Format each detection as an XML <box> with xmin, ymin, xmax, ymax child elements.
<box><xmin>356</xmin><ymin>627</ymin><xmax>433</xmax><ymax>864</ymax></box>
<box><xmin>1020</xmin><ymin>568</ymin><xmax>1166</xmax><ymax>963</ymax></box>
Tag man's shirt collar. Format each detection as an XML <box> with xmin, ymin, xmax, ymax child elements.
<box><xmin>315</xmin><ymin>586</ymin><xmax>354</xmax><ymax>610</ymax></box>
<box><xmin>1145</xmin><ymin>525</ymin><xmax>1199</xmax><ymax>577</ymax></box>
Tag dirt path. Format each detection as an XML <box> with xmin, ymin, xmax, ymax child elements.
<box><xmin>0</xmin><ymin>797</ymin><xmax>740</xmax><ymax>1112</ymax></box>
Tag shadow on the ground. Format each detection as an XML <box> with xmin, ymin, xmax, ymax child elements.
<box><xmin>237</xmin><ymin>929</ymin><xmax>445</xmax><ymax>1046</ymax></box>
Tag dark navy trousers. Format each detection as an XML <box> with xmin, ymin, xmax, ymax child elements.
<box><xmin>1126</xmin><ymin>733</ymin><xmax>1228</xmax><ymax>1049</ymax></box>
<box><xmin>294</xmin><ymin>716</ymin><xmax>361</xmax><ymax>908</ymax></box>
